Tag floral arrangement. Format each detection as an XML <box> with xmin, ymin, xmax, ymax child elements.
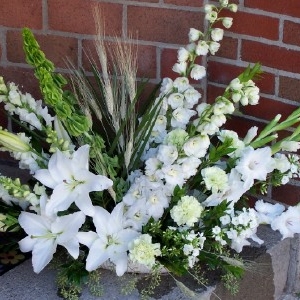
<box><xmin>1</xmin><ymin>0</ymin><xmax>300</xmax><ymax>298</ymax></box>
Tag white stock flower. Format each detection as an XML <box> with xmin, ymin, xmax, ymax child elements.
<box><xmin>201</xmin><ymin>166</ymin><xmax>228</xmax><ymax>193</ymax></box>
<box><xmin>211</xmin><ymin>28</ymin><xmax>224</xmax><ymax>42</ymax></box>
<box><xmin>190</xmin><ymin>65</ymin><xmax>206</xmax><ymax>80</ymax></box>
<box><xmin>274</xmin><ymin>153</ymin><xmax>291</xmax><ymax>173</ymax></box>
<box><xmin>222</xmin><ymin>17</ymin><xmax>233</xmax><ymax>28</ymax></box>
<box><xmin>271</xmin><ymin>206</ymin><xmax>300</xmax><ymax>239</ymax></box>
<box><xmin>129</xmin><ymin>234</ymin><xmax>161</xmax><ymax>268</ymax></box>
<box><xmin>170</xmin><ymin>195</ymin><xmax>204</xmax><ymax>227</ymax></box>
<box><xmin>19</xmin><ymin>210</ymin><xmax>85</xmax><ymax>273</ymax></box>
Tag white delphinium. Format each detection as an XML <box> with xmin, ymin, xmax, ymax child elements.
<box><xmin>211</xmin><ymin>114</ymin><xmax>226</xmax><ymax>127</ymax></box>
<box><xmin>172</xmin><ymin>62</ymin><xmax>187</xmax><ymax>76</ymax></box>
<box><xmin>125</xmin><ymin>199</ymin><xmax>149</xmax><ymax>231</ymax></box>
<box><xmin>157</xmin><ymin>144</ymin><xmax>178</xmax><ymax>165</ymax></box>
<box><xmin>178</xmin><ymin>156</ymin><xmax>201</xmax><ymax>178</ymax></box>
<box><xmin>235</xmin><ymin>146</ymin><xmax>275</xmax><ymax>189</ymax></box>
<box><xmin>212</xmin><ymin>226</ymin><xmax>227</xmax><ymax>246</ymax></box>
<box><xmin>173</xmin><ymin>77</ymin><xmax>190</xmax><ymax>93</ymax></box>
<box><xmin>211</xmin><ymin>28</ymin><xmax>224</xmax><ymax>42</ymax></box>
<box><xmin>183</xmin><ymin>135</ymin><xmax>210</xmax><ymax>158</ymax></box>
<box><xmin>162</xmin><ymin>164</ymin><xmax>186</xmax><ymax>188</ymax></box>
<box><xmin>196</xmin><ymin>40</ymin><xmax>210</xmax><ymax>56</ymax></box>
<box><xmin>271</xmin><ymin>206</ymin><xmax>300</xmax><ymax>239</ymax></box>
<box><xmin>189</xmin><ymin>28</ymin><xmax>202</xmax><ymax>42</ymax></box>
<box><xmin>243</xmin><ymin>80</ymin><xmax>260</xmax><ymax>105</ymax></box>
<box><xmin>145</xmin><ymin>157</ymin><xmax>163</xmax><ymax>180</ymax></box>
<box><xmin>164</xmin><ymin>128</ymin><xmax>189</xmax><ymax>149</ymax></box>
<box><xmin>77</xmin><ymin>203</ymin><xmax>139</xmax><ymax>276</ymax></box>
<box><xmin>201</xmin><ymin>166</ymin><xmax>229</xmax><ymax>194</ymax></box>
<box><xmin>129</xmin><ymin>234</ymin><xmax>161</xmax><ymax>268</ymax></box>
<box><xmin>167</xmin><ymin>93</ymin><xmax>184</xmax><ymax>109</ymax></box>
<box><xmin>145</xmin><ymin>188</ymin><xmax>169</xmax><ymax>220</ymax></box>
<box><xmin>170</xmin><ymin>195</ymin><xmax>204</xmax><ymax>227</ymax></box>
<box><xmin>209</xmin><ymin>41</ymin><xmax>220</xmax><ymax>55</ymax></box>
<box><xmin>190</xmin><ymin>65</ymin><xmax>206</xmax><ymax>80</ymax></box>
<box><xmin>184</xmin><ymin>88</ymin><xmax>202</xmax><ymax>108</ymax></box>
<box><xmin>160</xmin><ymin>78</ymin><xmax>174</xmax><ymax>94</ymax></box>
<box><xmin>255</xmin><ymin>200</ymin><xmax>285</xmax><ymax>224</ymax></box>
<box><xmin>171</xmin><ymin>107</ymin><xmax>196</xmax><ymax>129</ymax></box>
<box><xmin>177</xmin><ymin>47</ymin><xmax>190</xmax><ymax>62</ymax></box>
<box><xmin>222</xmin><ymin>17</ymin><xmax>233</xmax><ymax>28</ymax></box>
<box><xmin>195</xmin><ymin>120</ymin><xmax>219</xmax><ymax>135</ymax></box>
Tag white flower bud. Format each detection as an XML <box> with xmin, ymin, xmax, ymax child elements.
<box><xmin>196</xmin><ymin>40</ymin><xmax>209</xmax><ymax>56</ymax></box>
<box><xmin>209</xmin><ymin>41</ymin><xmax>220</xmax><ymax>55</ymax></box>
<box><xmin>211</xmin><ymin>28</ymin><xmax>224</xmax><ymax>42</ymax></box>
<box><xmin>190</xmin><ymin>65</ymin><xmax>206</xmax><ymax>80</ymax></box>
<box><xmin>222</xmin><ymin>17</ymin><xmax>233</xmax><ymax>28</ymax></box>
<box><xmin>228</xmin><ymin>3</ymin><xmax>238</xmax><ymax>12</ymax></box>
<box><xmin>188</xmin><ymin>28</ymin><xmax>202</xmax><ymax>42</ymax></box>
<box><xmin>177</xmin><ymin>47</ymin><xmax>190</xmax><ymax>62</ymax></box>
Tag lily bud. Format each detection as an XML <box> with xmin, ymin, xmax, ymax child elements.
<box><xmin>0</xmin><ymin>129</ymin><xmax>31</xmax><ymax>152</ymax></box>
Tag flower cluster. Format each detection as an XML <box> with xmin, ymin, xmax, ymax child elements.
<box><xmin>1</xmin><ymin>0</ymin><xmax>300</xmax><ymax>297</ymax></box>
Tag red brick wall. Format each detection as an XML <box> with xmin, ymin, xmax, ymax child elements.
<box><xmin>0</xmin><ymin>0</ymin><xmax>300</xmax><ymax>205</ymax></box>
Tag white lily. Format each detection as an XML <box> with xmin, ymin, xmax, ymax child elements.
<box><xmin>77</xmin><ymin>203</ymin><xmax>139</xmax><ymax>276</ymax></box>
<box><xmin>34</xmin><ymin>145</ymin><xmax>113</xmax><ymax>216</ymax></box>
<box><xmin>18</xmin><ymin>209</ymin><xmax>85</xmax><ymax>273</ymax></box>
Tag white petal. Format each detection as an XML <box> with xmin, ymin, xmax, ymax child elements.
<box><xmin>77</xmin><ymin>231</ymin><xmax>99</xmax><ymax>248</ymax></box>
<box><xmin>74</xmin><ymin>195</ymin><xmax>95</xmax><ymax>217</ymax></box>
<box><xmin>111</xmin><ymin>253</ymin><xmax>128</xmax><ymax>276</ymax></box>
<box><xmin>34</xmin><ymin>169</ymin><xmax>57</xmax><ymax>189</ymax></box>
<box><xmin>19</xmin><ymin>236</ymin><xmax>36</xmax><ymax>252</ymax></box>
<box><xmin>71</xmin><ymin>145</ymin><xmax>90</xmax><ymax>170</ymax></box>
<box><xmin>18</xmin><ymin>212</ymin><xmax>50</xmax><ymax>236</ymax></box>
<box><xmin>92</xmin><ymin>206</ymin><xmax>110</xmax><ymax>233</ymax></box>
<box><xmin>85</xmin><ymin>239</ymin><xmax>109</xmax><ymax>271</ymax></box>
<box><xmin>61</xmin><ymin>238</ymin><xmax>80</xmax><ymax>259</ymax></box>
<box><xmin>31</xmin><ymin>239</ymin><xmax>57</xmax><ymax>273</ymax></box>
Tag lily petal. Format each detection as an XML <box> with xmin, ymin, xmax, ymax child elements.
<box><xmin>86</xmin><ymin>239</ymin><xmax>109</xmax><ymax>271</ymax></box>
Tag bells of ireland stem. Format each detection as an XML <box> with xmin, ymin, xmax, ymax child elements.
<box><xmin>0</xmin><ymin>129</ymin><xmax>31</xmax><ymax>152</ymax></box>
<box><xmin>64</xmin><ymin>114</ymin><xmax>91</xmax><ymax>137</ymax></box>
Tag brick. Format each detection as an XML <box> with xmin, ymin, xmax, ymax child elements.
<box><xmin>0</xmin><ymin>0</ymin><xmax>42</xmax><ymax>29</ymax></box>
<box><xmin>163</xmin><ymin>0</ymin><xmax>204</xmax><ymax>7</ymax></box>
<box><xmin>283</xmin><ymin>21</ymin><xmax>300</xmax><ymax>47</ymax></box>
<box><xmin>161</xmin><ymin>48</ymin><xmax>178</xmax><ymax>79</ymax></box>
<box><xmin>127</xmin><ymin>6</ymin><xmax>204</xmax><ymax>44</ymax></box>
<box><xmin>245</xmin><ymin>0</ymin><xmax>300</xmax><ymax>18</ymax></box>
<box><xmin>82</xmin><ymin>39</ymin><xmax>157</xmax><ymax>79</ymax></box>
<box><xmin>207</xmin><ymin>61</ymin><xmax>275</xmax><ymax>95</ymax></box>
<box><xmin>0</xmin><ymin>66</ymin><xmax>41</xmax><ymax>99</ymax></box>
<box><xmin>6</xmin><ymin>31</ymin><xmax>78</xmax><ymax>69</ymax></box>
<box><xmin>216</xmin><ymin>36</ymin><xmax>238</xmax><ymax>60</ymax></box>
<box><xmin>279</xmin><ymin>76</ymin><xmax>300</xmax><ymax>103</ymax></box>
<box><xmin>224</xmin><ymin>11</ymin><xmax>279</xmax><ymax>40</ymax></box>
<box><xmin>272</xmin><ymin>184</ymin><xmax>300</xmax><ymax>206</ymax></box>
<box><xmin>242</xmin><ymin>96</ymin><xmax>298</xmax><ymax>121</ymax></box>
<box><xmin>48</xmin><ymin>0</ymin><xmax>123</xmax><ymax>35</ymax></box>
<box><xmin>242</xmin><ymin>40</ymin><xmax>300</xmax><ymax>74</ymax></box>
